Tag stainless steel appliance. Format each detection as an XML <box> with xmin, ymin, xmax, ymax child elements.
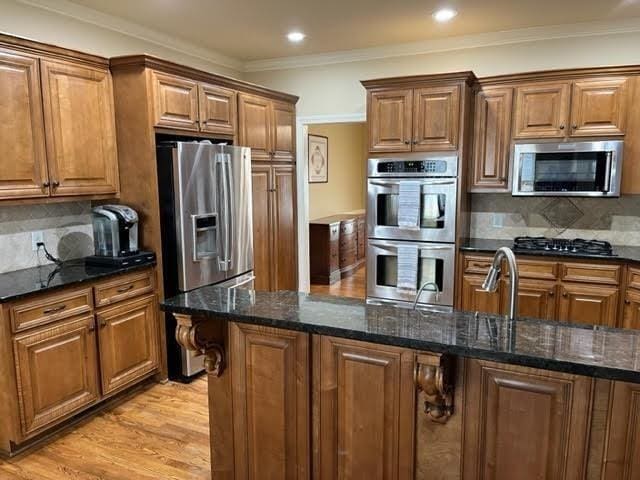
<box><xmin>91</xmin><ymin>204</ymin><xmax>139</xmax><ymax>257</ymax></box>
<box><xmin>366</xmin><ymin>153</ymin><xmax>459</xmax><ymax>310</ymax></box>
<box><xmin>157</xmin><ymin>141</ymin><xmax>254</xmax><ymax>380</ymax></box>
<box><xmin>367</xmin><ymin>154</ymin><xmax>458</xmax><ymax>243</ymax></box>
<box><xmin>512</xmin><ymin>140</ymin><xmax>623</xmax><ymax>197</ymax></box>
<box><xmin>512</xmin><ymin>236</ymin><xmax>614</xmax><ymax>257</ymax></box>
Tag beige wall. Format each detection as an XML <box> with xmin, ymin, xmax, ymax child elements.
<box><xmin>245</xmin><ymin>31</ymin><xmax>640</xmax><ymax>117</ymax></box>
<box><xmin>0</xmin><ymin>0</ymin><xmax>241</xmax><ymax>78</ymax></box>
<box><xmin>307</xmin><ymin>123</ymin><xmax>367</xmax><ymax>220</ymax></box>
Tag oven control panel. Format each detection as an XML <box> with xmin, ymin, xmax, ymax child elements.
<box><xmin>377</xmin><ymin>160</ymin><xmax>448</xmax><ymax>174</ymax></box>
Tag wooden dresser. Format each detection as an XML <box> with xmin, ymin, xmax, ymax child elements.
<box><xmin>310</xmin><ymin>212</ymin><xmax>366</xmax><ymax>284</ymax></box>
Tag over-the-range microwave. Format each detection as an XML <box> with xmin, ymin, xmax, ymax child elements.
<box><xmin>512</xmin><ymin>140</ymin><xmax>623</xmax><ymax>197</ymax></box>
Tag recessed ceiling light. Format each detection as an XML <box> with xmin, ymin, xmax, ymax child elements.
<box><xmin>433</xmin><ymin>8</ymin><xmax>458</xmax><ymax>23</ymax></box>
<box><xmin>287</xmin><ymin>31</ymin><xmax>306</xmax><ymax>43</ymax></box>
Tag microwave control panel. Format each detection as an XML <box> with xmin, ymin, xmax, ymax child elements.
<box><xmin>377</xmin><ymin>160</ymin><xmax>448</xmax><ymax>174</ymax></box>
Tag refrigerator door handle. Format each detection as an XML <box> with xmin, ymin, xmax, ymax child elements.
<box><xmin>225</xmin><ymin>155</ymin><xmax>235</xmax><ymax>270</ymax></box>
<box><xmin>217</xmin><ymin>154</ymin><xmax>232</xmax><ymax>272</ymax></box>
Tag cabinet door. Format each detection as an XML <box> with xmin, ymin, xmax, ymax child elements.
<box><xmin>470</xmin><ymin>87</ymin><xmax>513</xmax><ymax>191</ymax></box>
<box><xmin>602</xmin><ymin>381</ymin><xmax>640</xmax><ymax>480</ymax></box>
<box><xmin>315</xmin><ymin>336</ymin><xmax>415</xmax><ymax>480</ymax></box>
<box><xmin>251</xmin><ymin>164</ymin><xmax>272</xmax><ymax>291</ymax></box>
<box><xmin>238</xmin><ymin>93</ymin><xmax>272</xmax><ymax>161</ymax></box>
<box><xmin>229</xmin><ymin>322</ymin><xmax>309</xmax><ymax>479</ymax></box>
<box><xmin>413</xmin><ymin>85</ymin><xmax>460</xmax><ymax>151</ymax></box>
<box><xmin>513</xmin><ymin>82</ymin><xmax>570</xmax><ymax>138</ymax></box>
<box><xmin>272</xmin><ymin>165</ymin><xmax>297</xmax><ymax>291</ymax></box>
<box><xmin>622</xmin><ymin>289</ymin><xmax>640</xmax><ymax>329</ymax></box>
<box><xmin>13</xmin><ymin>315</ymin><xmax>99</xmax><ymax>439</ymax></box>
<box><xmin>461</xmin><ymin>274</ymin><xmax>502</xmax><ymax>314</ymax></box>
<box><xmin>198</xmin><ymin>83</ymin><xmax>236</xmax><ymax>136</ymax></box>
<box><xmin>150</xmin><ymin>71</ymin><xmax>199</xmax><ymax>131</ymax></box>
<box><xmin>557</xmin><ymin>283</ymin><xmax>619</xmax><ymax>327</ymax></box>
<box><xmin>503</xmin><ymin>280</ymin><xmax>557</xmax><ymax>320</ymax></box>
<box><xmin>40</xmin><ymin>60</ymin><xmax>119</xmax><ymax>196</ymax></box>
<box><xmin>0</xmin><ymin>49</ymin><xmax>49</xmax><ymax>199</ymax></box>
<box><xmin>570</xmin><ymin>77</ymin><xmax>628</xmax><ymax>137</ymax></box>
<box><xmin>368</xmin><ymin>89</ymin><xmax>413</xmax><ymax>152</ymax></box>
<box><xmin>463</xmin><ymin>359</ymin><xmax>592</xmax><ymax>480</ymax></box>
<box><xmin>96</xmin><ymin>295</ymin><xmax>159</xmax><ymax>395</ymax></box>
<box><xmin>271</xmin><ymin>100</ymin><xmax>295</xmax><ymax>161</ymax></box>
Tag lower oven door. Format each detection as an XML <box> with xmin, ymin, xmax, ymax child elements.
<box><xmin>366</xmin><ymin>240</ymin><xmax>455</xmax><ymax>306</ymax></box>
<box><xmin>367</xmin><ymin>178</ymin><xmax>457</xmax><ymax>242</ymax></box>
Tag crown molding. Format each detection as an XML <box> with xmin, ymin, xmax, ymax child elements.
<box><xmin>243</xmin><ymin>17</ymin><xmax>640</xmax><ymax>73</ymax></box>
<box><xmin>15</xmin><ymin>0</ymin><xmax>244</xmax><ymax>72</ymax></box>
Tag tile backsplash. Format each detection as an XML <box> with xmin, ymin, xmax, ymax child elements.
<box><xmin>470</xmin><ymin>194</ymin><xmax>640</xmax><ymax>246</ymax></box>
<box><xmin>0</xmin><ymin>202</ymin><xmax>94</xmax><ymax>273</ymax></box>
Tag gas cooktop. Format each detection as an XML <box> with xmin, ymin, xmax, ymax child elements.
<box><xmin>512</xmin><ymin>236</ymin><xmax>615</xmax><ymax>257</ymax></box>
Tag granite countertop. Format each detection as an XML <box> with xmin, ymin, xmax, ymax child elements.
<box><xmin>460</xmin><ymin>238</ymin><xmax>640</xmax><ymax>264</ymax></box>
<box><xmin>0</xmin><ymin>256</ymin><xmax>156</xmax><ymax>303</ymax></box>
<box><xmin>161</xmin><ymin>286</ymin><xmax>640</xmax><ymax>384</ymax></box>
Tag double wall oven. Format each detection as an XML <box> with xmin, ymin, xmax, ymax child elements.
<box><xmin>367</xmin><ymin>153</ymin><xmax>458</xmax><ymax>310</ymax></box>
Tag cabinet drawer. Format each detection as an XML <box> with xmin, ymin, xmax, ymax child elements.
<box><xmin>340</xmin><ymin>221</ymin><xmax>356</xmax><ymax>236</ymax></box>
<box><xmin>627</xmin><ymin>267</ymin><xmax>640</xmax><ymax>291</ymax></box>
<box><xmin>10</xmin><ymin>287</ymin><xmax>93</xmax><ymax>333</ymax></box>
<box><xmin>463</xmin><ymin>255</ymin><xmax>494</xmax><ymax>275</ymax></box>
<box><xmin>94</xmin><ymin>270</ymin><xmax>154</xmax><ymax>308</ymax></box>
<box><xmin>560</xmin><ymin>262</ymin><xmax>621</xmax><ymax>285</ymax></box>
<box><xmin>507</xmin><ymin>259</ymin><xmax>558</xmax><ymax>281</ymax></box>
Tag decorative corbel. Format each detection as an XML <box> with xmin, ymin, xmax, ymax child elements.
<box><xmin>174</xmin><ymin>313</ymin><xmax>226</xmax><ymax>377</ymax></box>
<box><xmin>415</xmin><ymin>353</ymin><xmax>455</xmax><ymax>424</ymax></box>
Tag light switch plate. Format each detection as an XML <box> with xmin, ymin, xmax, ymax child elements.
<box><xmin>31</xmin><ymin>231</ymin><xmax>44</xmax><ymax>251</ymax></box>
<box><xmin>492</xmin><ymin>214</ymin><xmax>504</xmax><ymax>228</ymax></box>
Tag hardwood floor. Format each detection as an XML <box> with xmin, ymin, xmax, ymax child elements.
<box><xmin>310</xmin><ymin>265</ymin><xmax>366</xmax><ymax>300</ymax></box>
<box><xmin>0</xmin><ymin>377</ymin><xmax>210</xmax><ymax>480</ymax></box>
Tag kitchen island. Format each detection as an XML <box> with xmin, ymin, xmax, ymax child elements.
<box><xmin>161</xmin><ymin>287</ymin><xmax>640</xmax><ymax>480</ymax></box>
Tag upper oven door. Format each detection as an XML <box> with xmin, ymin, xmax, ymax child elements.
<box><xmin>512</xmin><ymin>140</ymin><xmax>623</xmax><ymax>197</ymax></box>
<box><xmin>366</xmin><ymin>240</ymin><xmax>455</xmax><ymax>306</ymax></box>
<box><xmin>367</xmin><ymin>177</ymin><xmax>457</xmax><ymax>243</ymax></box>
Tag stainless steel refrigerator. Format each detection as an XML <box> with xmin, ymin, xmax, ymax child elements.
<box><xmin>157</xmin><ymin>141</ymin><xmax>254</xmax><ymax>380</ymax></box>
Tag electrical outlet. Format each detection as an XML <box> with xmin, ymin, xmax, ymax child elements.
<box><xmin>492</xmin><ymin>214</ymin><xmax>504</xmax><ymax>228</ymax></box>
<box><xmin>31</xmin><ymin>231</ymin><xmax>44</xmax><ymax>251</ymax></box>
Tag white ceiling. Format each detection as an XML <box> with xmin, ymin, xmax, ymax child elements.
<box><xmin>63</xmin><ymin>0</ymin><xmax>640</xmax><ymax>62</ymax></box>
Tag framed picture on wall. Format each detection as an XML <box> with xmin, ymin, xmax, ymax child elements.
<box><xmin>308</xmin><ymin>134</ymin><xmax>328</xmax><ymax>183</ymax></box>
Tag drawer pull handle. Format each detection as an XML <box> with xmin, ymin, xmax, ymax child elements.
<box><xmin>116</xmin><ymin>284</ymin><xmax>135</xmax><ymax>293</ymax></box>
<box><xmin>43</xmin><ymin>304</ymin><xmax>66</xmax><ymax>314</ymax></box>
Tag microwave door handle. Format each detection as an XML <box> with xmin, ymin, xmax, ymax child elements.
<box><xmin>603</xmin><ymin>152</ymin><xmax>612</xmax><ymax>193</ymax></box>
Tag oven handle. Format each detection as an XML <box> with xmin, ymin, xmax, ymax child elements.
<box><xmin>603</xmin><ymin>152</ymin><xmax>612</xmax><ymax>193</ymax></box>
<box><xmin>369</xmin><ymin>179</ymin><xmax>456</xmax><ymax>187</ymax></box>
<box><xmin>369</xmin><ymin>241</ymin><xmax>454</xmax><ymax>253</ymax></box>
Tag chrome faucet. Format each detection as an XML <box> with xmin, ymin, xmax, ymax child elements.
<box><xmin>412</xmin><ymin>281</ymin><xmax>440</xmax><ymax>310</ymax></box>
<box><xmin>482</xmin><ymin>247</ymin><xmax>519</xmax><ymax>321</ymax></box>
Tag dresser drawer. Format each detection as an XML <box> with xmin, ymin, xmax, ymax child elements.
<box><xmin>560</xmin><ymin>262</ymin><xmax>621</xmax><ymax>285</ymax></box>
<box><xmin>94</xmin><ymin>270</ymin><xmax>154</xmax><ymax>308</ymax></box>
<box><xmin>329</xmin><ymin>224</ymin><xmax>340</xmax><ymax>241</ymax></box>
<box><xmin>340</xmin><ymin>220</ymin><xmax>356</xmax><ymax>236</ymax></box>
<box><xmin>10</xmin><ymin>287</ymin><xmax>93</xmax><ymax>333</ymax></box>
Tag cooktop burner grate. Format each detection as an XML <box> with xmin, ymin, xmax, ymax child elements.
<box><xmin>512</xmin><ymin>236</ymin><xmax>615</xmax><ymax>256</ymax></box>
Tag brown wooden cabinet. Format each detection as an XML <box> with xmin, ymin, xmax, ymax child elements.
<box><xmin>239</xmin><ymin>93</ymin><xmax>295</xmax><ymax>162</ymax></box>
<box><xmin>40</xmin><ymin>60</ymin><xmax>119</xmax><ymax>197</ymax></box>
<box><xmin>557</xmin><ymin>283</ymin><xmax>619</xmax><ymax>327</ymax></box>
<box><xmin>314</xmin><ymin>336</ymin><xmax>415</xmax><ymax>479</ymax></box>
<box><xmin>198</xmin><ymin>83</ymin><xmax>236</xmax><ymax>136</ymax></box>
<box><xmin>0</xmin><ymin>49</ymin><xmax>49</xmax><ymax>200</ymax></box>
<box><xmin>229</xmin><ymin>323</ymin><xmax>309</xmax><ymax>479</ymax></box>
<box><xmin>13</xmin><ymin>314</ymin><xmax>100</xmax><ymax>439</ymax></box>
<box><xmin>470</xmin><ymin>87</ymin><xmax>513</xmax><ymax>191</ymax></box>
<box><xmin>463</xmin><ymin>359</ymin><xmax>592</xmax><ymax>480</ymax></box>
<box><xmin>503</xmin><ymin>280</ymin><xmax>557</xmax><ymax>321</ymax></box>
<box><xmin>251</xmin><ymin>163</ymin><xmax>297</xmax><ymax>291</ymax></box>
<box><xmin>623</xmin><ymin>288</ymin><xmax>640</xmax><ymax>329</ymax></box>
<box><xmin>96</xmin><ymin>294</ymin><xmax>159</xmax><ymax>396</ymax></box>
<box><xmin>570</xmin><ymin>77</ymin><xmax>628</xmax><ymax>137</ymax></box>
<box><xmin>461</xmin><ymin>274</ymin><xmax>502</xmax><ymax>314</ymax></box>
<box><xmin>513</xmin><ymin>81</ymin><xmax>571</xmax><ymax>138</ymax></box>
<box><xmin>367</xmin><ymin>88</ymin><xmax>413</xmax><ymax>153</ymax></box>
<box><xmin>413</xmin><ymin>85</ymin><xmax>460</xmax><ymax>151</ymax></box>
<box><xmin>602</xmin><ymin>381</ymin><xmax>640</xmax><ymax>480</ymax></box>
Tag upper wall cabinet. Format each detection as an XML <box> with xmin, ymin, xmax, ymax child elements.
<box><xmin>367</xmin><ymin>85</ymin><xmax>460</xmax><ymax>153</ymax></box>
<box><xmin>570</xmin><ymin>78</ymin><xmax>628</xmax><ymax>136</ymax></box>
<box><xmin>0</xmin><ymin>41</ymin><xmax>119</xmax><ymax>201</ymax></box>
<box><xmin>470</xmin><ymin>87</ymin><xmax>513</xmax><ymax>192</ymax></box>
<box><xmin>238</xmin><ymin>93</ymin><xmax>295</xmax><ymax>162</ymax></box>
<box><xmin>151</xmin><ymin>71</ymin><xmax>237</xmax><ymax>136</ymax></box>
<box><xmin>0</xmin><ymin>49</ymin><xmax>48</xmax><ymax>199</ymax></box>
<box><xmin>513</xmin><ymin>81</ymin><xmax>571</xmax><ymax>139</ymax></box>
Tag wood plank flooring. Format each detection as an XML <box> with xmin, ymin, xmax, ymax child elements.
<box><xmin>310</xmin><ymin>265</ymin><xmax>366</xmax><ymax>300</ymax></box>
<box><xmin>0</xmin><ymin>377</ymin><xmax>210</xmax><ymax>480</ymax></box>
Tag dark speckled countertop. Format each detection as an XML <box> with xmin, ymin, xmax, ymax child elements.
<box><xmin>460</xmin><ymin>238</ymin><xmax>640</xmax><ymax>264</ymax></box>
<box><xmin>0</xmin><ymin>257</ymin><xmax>156</xmax><ymax>303</ymax></box>
<box><xmin>161</xmin><ymin>286</ymin><xmax>640</xmax><ymax>384</ymax></box>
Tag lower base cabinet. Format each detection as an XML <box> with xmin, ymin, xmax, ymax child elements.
<box><xmin>13</xmin><ymin>314</ymin><xmax>99</xmax><ymax>438</ymax></box>
<box><xmin>603</xmin><ymin>381</ymin><xmax>640</xmax><ymax>479</ymax></box>
<box><xmin>463</xmin><ymin>359</ymin><xmax>593</xmax><ymax>480</ymax></box>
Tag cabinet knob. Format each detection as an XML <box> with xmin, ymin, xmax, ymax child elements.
<box><xmin>625</xmin><ymin>299</ymin><xmax>631</xmax><ymax>305</ymax></box>
<box><xmin>562</xmin><ymin>292</ymin><xmax>568</xmax><ymax>297</ymax></box>
<box><xmin>404</xmin><ymin>140</ymin><xmax>410</xmax><ymax>145</ymax></box>
<box><xmin>559</xmin><ymin>125</ymin><xmax>565</xmax><ymax>130</ymax></box>
<box><xmin>42</xmin><ymin>181</ymin><xmax>50</xmax><ymax>188</ymax></box>
<box><xmin>572</xmin><ymin>124</ymin><xmax>578</xmax><ymax>129</ymax></box>
<box><xmin>412</xmin><ymin>140</ymin><xmax>418</xmax><ymax>145</ymax></box>
<box><xmin>52</xmin><ymin>180</ymin><xmax>60</xmax><ymax>188</ymax></box>
<box><xmin>548</xmin><ymin>290</ymin><xmax>555</xmax><ymax>296</ymax></box>
<box><xmin>100</xmin><ymin>320</ymin><xmax>107</xmax><ymax>328</ymax></box>
<box><xmin>88</xmin><ymin>325</ymin><xmax>96</xmax><ymax>333</ymax></box>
